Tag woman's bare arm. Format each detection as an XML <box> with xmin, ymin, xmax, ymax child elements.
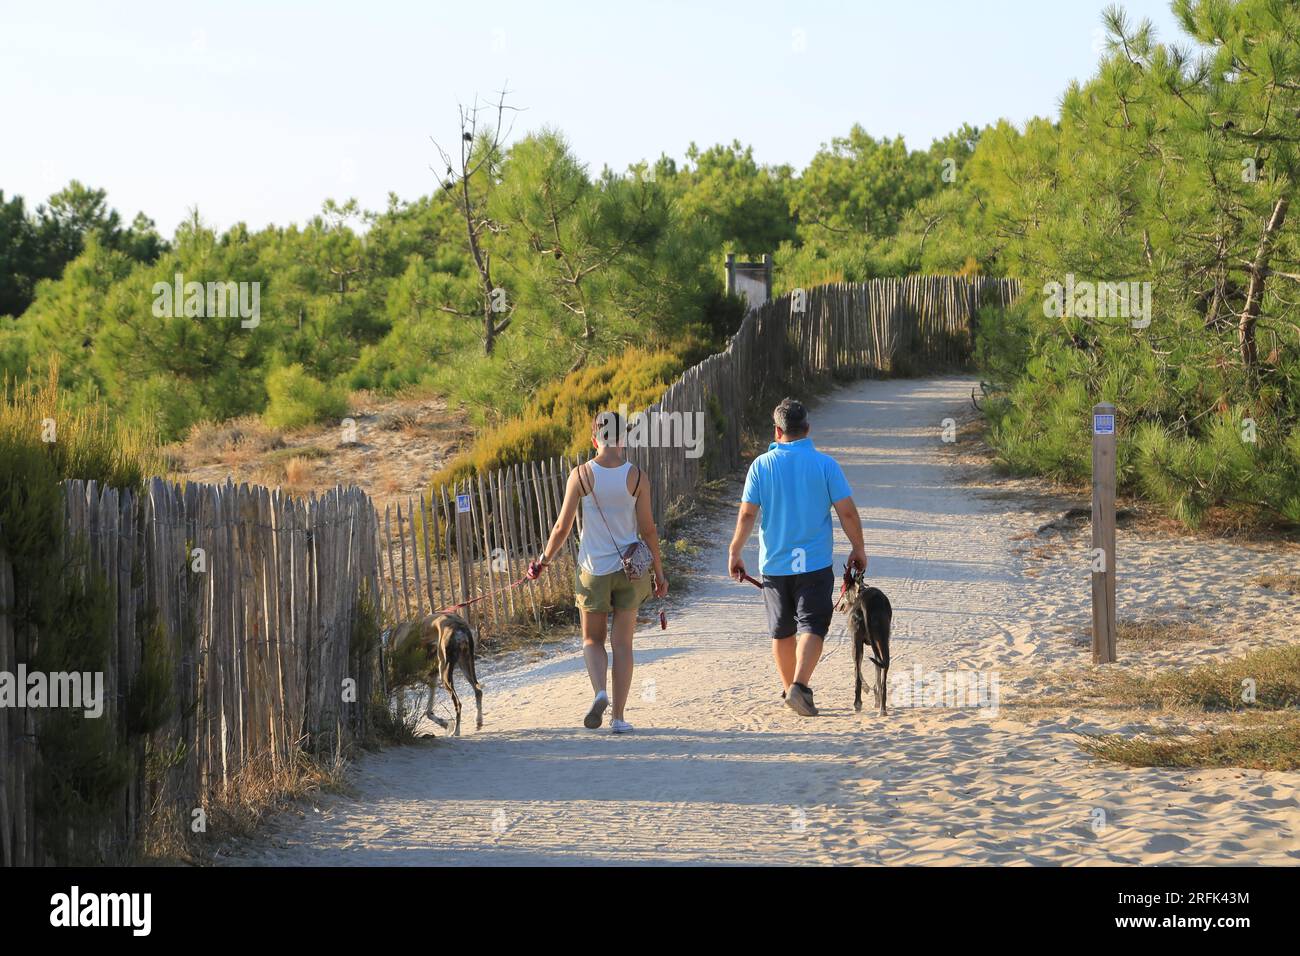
<box><xmin>538</xmin><ymin>466</ymin><xmax>584</xmax><ymax>567</ymax></box>
<box><xmin>634</xmin><ymin>467</ymin><xmax>668</xmax><ymax>597</ymax></box>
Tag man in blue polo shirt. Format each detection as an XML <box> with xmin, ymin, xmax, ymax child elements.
<box><xmin>728</xmin><ymin>397</ymin><xmax>867</xmax><ymax>716</ymax></box>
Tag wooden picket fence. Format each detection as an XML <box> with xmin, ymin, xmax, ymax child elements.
<box><xmin>378</xmin><ymin>275</ymin><xmax>1021</xmax><ymax>637</ymax></box>
<box><xmin>0</xmin><ymin>479</ymin><xmax>380</xmax><ymax>866</ymax></box>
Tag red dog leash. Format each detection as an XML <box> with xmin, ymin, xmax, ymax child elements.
<box><xmin>438</xmin><ymin>573</ymin><xmax>532</xmax><ymax>613</ymax></box>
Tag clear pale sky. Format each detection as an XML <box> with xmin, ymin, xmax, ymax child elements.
<box><xmin>1</xmin><ymin>0</ymin><xmax>1188</xmax><ymax>234</ymax></box>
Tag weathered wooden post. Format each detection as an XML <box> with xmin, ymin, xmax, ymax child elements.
<box><xmin>454</xmin><ymin>484</ymin><xmax>473</xmax><ymax>624</ymax></box>
<box><xmin>1090</xmin><ymin>402</ymin><xmax>1118</xmax><ymax>663</ymax></box>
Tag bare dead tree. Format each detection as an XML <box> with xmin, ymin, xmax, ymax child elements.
<box><xmin>431</xmin><ymin>87</ymin><xmax>524</xmax><ymax>356</ymax></box>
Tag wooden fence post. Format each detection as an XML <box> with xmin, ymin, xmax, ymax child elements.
<box><xmin>454</xmin><ymin>484</ymin><xmax>473</xmax><ymax>614</ymax></box>
<box><xmin>1090</xmin><ymin>402</ymin><xmax>1118</xmax><ymax>664</ymax></box>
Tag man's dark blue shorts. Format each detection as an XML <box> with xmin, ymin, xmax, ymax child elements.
<box><xmin>762</xmin><ymin>565</ymin><xmax>835</xmax><ymax>639</ymax></box>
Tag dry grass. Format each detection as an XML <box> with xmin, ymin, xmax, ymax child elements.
<box><xmin>140</xmin><ymin>746</ymin><xmax>352</xmax><ymax>864</ymax></box>
<box><xmin>373</xmin><ymin>409</ymin><xmax>422</xmax><ymax>433</ymax></box>
<box><xmin>1256</xmin><ymin>571</ymin><xmax>1300</xmax><ymax>594</ymax></box>
<box><xmin>1078</xmin><ymin>646</ymin><xmax>1300</xmax><ymax>713</ymax></box>
<box><xmin>1115</xmin><ymin>617</ymin><xmax>1217</xmax><ymax>650</ymax></box>
<box><xmin>1080</xmin><ymin>719</ymin><xmax>1300</xmax><ymax>772</ymax></box>
<box><xmin>1071</xmin><ymin>645</ymin><xmax>1300</xmax><ymax>771</ymax></box>
<box><xmin>181</xmin><ymin>416</ymin><xmax>286</xmax><ymax>469</ymax></box>
<box><xmin>281</xmin><ymin>456</ymin><xmax>315</xmax><ymax>490</ymax></box>
<box><xmin>263</xmin><ymin>444</ymin><xmax>329</xmax><ymax>464</ymax></box>
<box><xmin>253</xmin><ymin>446</ymin><xmax>329</xmax><ymax>489</ymax></box>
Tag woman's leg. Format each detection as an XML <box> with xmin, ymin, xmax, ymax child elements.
<box><xmin>610</xmin><ymin>607</ymin><xmax>637</xmax><ymax>721</ymax></box>
<box><xmin>581</xmin><ymin>609</ymin><xmax>609</xmax><ymax>695</ymax></box>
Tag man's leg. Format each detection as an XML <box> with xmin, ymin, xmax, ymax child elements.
<box><xmin>764</xmin><ymin>575</ymin><xmax>797</xmax><ymax>693</ymax></box>
<box><xmin>772</xmin><ymin>635</ymin><xmax>796</xmax><ymax>692</ymax></box>
<box><xmin>793</xmin><ymin>567</ymin><xmax>834</xmax><ymax>688</ymax></box>
<box><xmin>793</xmin><ymin>632</ymin><xmax>825</xmax><ymax>688</ymax></box>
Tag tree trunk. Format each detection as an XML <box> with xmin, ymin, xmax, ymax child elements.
<box><xmin>458</xmin><ymin>174</ymin><xmax>500</xmax><ymax>356</ymax></box>
<box><xmin>1240</xmin><ymin>197</ymin><xmax>1288</xmax><ymax>370</ymax></box>
<box><xmin>483</xmin><ymin>300</ymin><xmax>498</xmax><ymax>356</ymax></box>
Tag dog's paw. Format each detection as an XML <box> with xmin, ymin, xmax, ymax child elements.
<box><xmin>853</xmin><ymin>700</ymin><xmax>862</xmax><ymax>713</ymax></box>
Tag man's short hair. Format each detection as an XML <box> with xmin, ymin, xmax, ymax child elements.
<box><xmin>773</xmin><ymin>397</ymin><xmax>809</xmax><ymax>437</ymax></box>
<box><xmin>593</xmin><ymin>410</ymin><xmax>625</xmax><ymax>447</ymax></box>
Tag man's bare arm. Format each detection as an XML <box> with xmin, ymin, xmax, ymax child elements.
<box><xmin>727</xmin><ymin>502</ymin><xmax>759</xmax><ymax>580</ymax></box>
<box><xmin>832</xmin><ymin>496</ymin><xmax>868</xmax><ymax>573</ymax></box>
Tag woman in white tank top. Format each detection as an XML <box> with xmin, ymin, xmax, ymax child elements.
<box><xmin>529</xmin><ymin>411</ymin><xmax>668</xmax><ymax>734</ymax></box>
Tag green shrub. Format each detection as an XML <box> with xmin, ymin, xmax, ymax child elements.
<box><xmin>263</xmin><ymin>363</ymin><xmax>348</xmax><ymax>430</ymax></box>
<box><xmin>976</xmin><ymin>294</ymin><xmax>1300</xmax><ymax>528</ymax></box>
<box><xmin>1</xmin><ymin>361</ymin><xmax>161</xmax><ymax>862</ymax></box>
<box><xmin>429</xmin><ymin>342</ymin><xmax>702</xmax><ymax>493</ymax></box>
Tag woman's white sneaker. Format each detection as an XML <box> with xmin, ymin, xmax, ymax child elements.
<box><xmin>610</xmin><ymin>718</ymin><xmax>633</xmax><ymax>734</ymax></box>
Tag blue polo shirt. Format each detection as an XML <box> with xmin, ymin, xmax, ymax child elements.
<box><xmin>741</xmin><ymin>437</ymin><xmax>853</xmax><ymax>576</ymax></box>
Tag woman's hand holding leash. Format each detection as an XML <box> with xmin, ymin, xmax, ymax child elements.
<box><xmin>526</xmin><ymin>553</ymin><xmax>550</xmax><ymax>580</ymax></box>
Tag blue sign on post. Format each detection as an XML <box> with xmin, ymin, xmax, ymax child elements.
<box><xmin>1093</xmin><ymin>413</ymin><xmax>1115</xmax><ymax>435</ymax></box>
<box><xmin>456</xmin><ymin>493</ymin><xmax>471</xmax><ymax>513</ymax></box>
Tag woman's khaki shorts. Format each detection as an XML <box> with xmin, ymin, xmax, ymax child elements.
<box><xmin>575</xmin><ymin>568</ymin><xmax>652</xmax><ymax>613</ymax></box>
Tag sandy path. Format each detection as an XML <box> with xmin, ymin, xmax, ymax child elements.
<box><xmin>229</xmin><ymin>376</ymin><xmax>1299</xmax><ymax>866</ymax></box>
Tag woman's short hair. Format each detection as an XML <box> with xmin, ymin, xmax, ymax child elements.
<box><xmin>593</xmin><ymin>410</ymin><xmax>625</xmax><ymax>447</ymax></box>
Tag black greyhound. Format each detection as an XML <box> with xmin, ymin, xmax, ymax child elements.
<box><xmin>837</xmin><ymin>566</ymin><xmax>892</xmax><ymax>716</ymax></box>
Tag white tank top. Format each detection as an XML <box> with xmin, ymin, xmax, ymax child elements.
<box><xmin>577</xmin><ymin>460</ymin><xmax>639</xmax><ymax>575</ymax></box>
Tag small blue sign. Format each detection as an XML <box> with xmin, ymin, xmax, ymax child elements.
<box><xmin>456</xmin><ymin>493</ymin><xmax>471</xmax><ymax>513</ymax></box>
<box><xmin>1093</xmin><ymin>414</ymin><xmax>1115</xmax><ymax>435</ymax></box>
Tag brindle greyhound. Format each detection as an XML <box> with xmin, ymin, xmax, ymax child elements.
<box><xmin>836</xmin><ymin>565</ymin><xmax>892</xmax><ymax>716</ymax></box>
<box><xmin>387</xmin><ymin>612</ymin><xmax>483</xmax><ymax>735</ymax></box>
